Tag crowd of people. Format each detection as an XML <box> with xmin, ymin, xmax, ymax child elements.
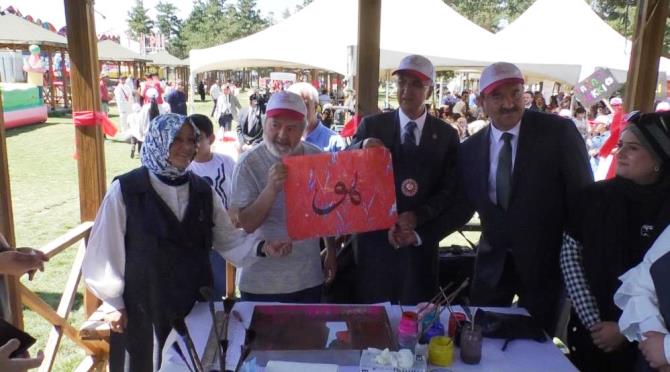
<box><xmin>101</xmin><ymin>72</ymin><xmax>188</xmax><ymax>158</ymax></box>
<box><xmin>3</xmin><ymin>56</ymin><xmax>667</xmax><ymax>371</ymax></box>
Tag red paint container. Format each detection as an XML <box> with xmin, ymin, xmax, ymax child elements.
<box><xmin>447</xmin><ymin>312</ymin><xmax>467</xmax><ymax>338</ymax></box>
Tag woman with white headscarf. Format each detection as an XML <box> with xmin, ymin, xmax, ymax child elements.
<box><xmin>82</xmin><ymin>114</ymin><xmax>280</xmax><ymax>371</ymax></box>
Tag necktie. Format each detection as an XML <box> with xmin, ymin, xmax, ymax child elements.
<box><xmin>402</xmin><ymin>121</ymin><xmax>418</xmax><ymax>154</ymax></box>
<box><xmin>496</xmin><ymin>132</ymin><xmax>513</xmax><ymax>210</ymax></box>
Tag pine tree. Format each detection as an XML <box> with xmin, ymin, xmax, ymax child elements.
<box><xmin>156</xmin><ymin>1</ymin><xmax>181</xmax><ymax>39</ymax></box>
<box><xmin>227</xmin><ymin>0</ymin><xmax>269</xmax><ymax>41</ymax></box>
<box><xmin>127</xmin><ymin>0</ymin><xmax>154</xmax><ymax>39</ymax></box>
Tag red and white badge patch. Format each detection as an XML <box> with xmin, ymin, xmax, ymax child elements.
<box><xmin>401</xmin><ymin>178</ymin><xmax>418</xmax><ymax>197</ymax></box>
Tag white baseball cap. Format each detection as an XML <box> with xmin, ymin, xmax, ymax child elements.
<box><xmin>480</xmin><ymin>62</ymin><xmax>525</xmax><ymax>95</ymax></box>
<box><xmin>558</xmin><ymin>109</ymin><xmax>572</xmax><ymax>118</ymax></box>
<box><xmin>392</xmin><ymin>54</ymin><xmax>435</xmax><ymax>83</ymax></box>
<box><xmin>656</xmin><ymin>101</ymin><xmax>670</xmax><ymax>112</ymax></box>
<box><xmin>266</xmin><ymin>91</ymin><xmax>307</xmax><ymax>120</ymax></box>
<box><xmin>610</xmin><ymin>97</ymin><xmax>623</xmax><ymax>106</ymax></box>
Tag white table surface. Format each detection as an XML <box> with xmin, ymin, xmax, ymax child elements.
<box><xmin>160</xmin><ymin>302</ymin><xmax>577</xmax><ymax>372</ymax></box>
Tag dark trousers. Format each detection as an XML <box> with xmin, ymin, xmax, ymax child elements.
<box><xmin>470</xmin><ymin>251</ymin><xmax>517</xmax><ymax>307</ymax></box>
<box><xmin>241</xmin><ymin>284</ymin><xmax>323</xmax><ymax>303</ymax></box>
<box><xmin>211</xmin><ymin>98</ymin><xmax>218</xmax><ymax>116</ymax></box>
<box><xmin>210</xmin><ymin>250</ymin><xmax>227</xmax><ymax>300</ymax></box>
<box><xmin>218</xmin><ymin>113</ymin><xmax>233</xmax><ymax>131</ymax></box>
<box><xmin>109</xmin><ymin>328</ymin><xmax>161</xmax><ymax>372</ymax></box>
<box><xmin>470</xmin><ymin>252</ymin><xmax>561</xmax><ymax>335</ymax></box>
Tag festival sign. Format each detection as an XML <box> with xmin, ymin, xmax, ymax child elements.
<box><xmin>283</xmin><ymin>147</ymin><xmax>397</xmax><ymax>240</ymax></box>
<box><xmin>573</xmin><ymin>68</ymin><xmax>621</xmax><ymax>107</ymax></box>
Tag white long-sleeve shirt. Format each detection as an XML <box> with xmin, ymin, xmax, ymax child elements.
<box><xmin>615</xmin><ymin>224</ymin><xmax>670</xmax><ymax>364</ymax></box>
<box><xmin>82</xmin><ymin>171</ymin><xmax>259</xmax><ymax>312</ymax></box>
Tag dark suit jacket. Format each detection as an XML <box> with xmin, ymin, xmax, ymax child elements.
<box><xmin>348</xmin><ymin>110</ymin><xmax>461</xmax><ymax>304</ymax></box>
<box><xmin>447</xmin><ymin>109</ymin><xmax>593</xmax><ymax>333</ymax></box>
<box><xmin>237</xmin><ymin>107</ymin><xmax>264</xmax><ymax>146</ymax></box>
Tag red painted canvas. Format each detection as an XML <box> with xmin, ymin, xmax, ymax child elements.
<box><xmin>283</xmin><ymin>147</ymin><xmax>397</xmax><ymax>240</ymax></box>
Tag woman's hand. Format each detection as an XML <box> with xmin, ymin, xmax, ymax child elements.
<box><xmin>590</xmin><ymin>321</ymin><xmax>626</xmax><ymax>352</ymax></box>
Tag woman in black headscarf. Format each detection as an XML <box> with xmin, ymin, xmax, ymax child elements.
<box><xmin>561</xmin><ymin>111</ymin><xmax>670</xmax><ymax>371</ymax></box>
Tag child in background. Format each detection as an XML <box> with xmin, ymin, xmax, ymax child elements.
<box><xmin>187</xmin><ymin>114</ymin><xmax>238</xmax><ymax>298</ymax></box>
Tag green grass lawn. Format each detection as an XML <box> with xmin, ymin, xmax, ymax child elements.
<box><xmin>8</xmin><ymin>91</ymin><xmax>476</xmax><ymax>371</ymax></box>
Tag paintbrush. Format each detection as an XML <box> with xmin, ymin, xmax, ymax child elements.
<box><xmin>199</xmin><ymin>287</ymin><xmax>225</xmax><ymax>372</ymax></box>
<box><xmin>417</xmin><ymin>283</ymin><xmax>453</xmax><ymax>315</ymax></box>
<box><xmin>418</xmin><ymin>279</ymin><xmax>470</xmax><ymax>341</ymax></box>
<box><xmin>172</xmin><ymin>341</ymin><xmax>194</xmax><ymax>372</ymax></box>
<box><xmin>220</xmin><ymin>297</ymin><xmax>236</xmax><ymax>370</ymax></box>
<box><xmin>233</xmin><ymin>344</ymin><xmax>252</xmax><ymax>372</ymax></box>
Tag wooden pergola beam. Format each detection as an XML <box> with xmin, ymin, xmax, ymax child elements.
<box><xmin>64</xmin><ymin>0</ymin><xmax>107</xmax><ymax>318</ymax></box>
<box><xmin>624</xmin><ymin>0</ymin><xmax>669</xmax><ymax>113</ymax></box>
<box><xmin>0</xmin><ymin>76</ymin><xmax>23</xmax><ymax>328</ymax></box>
<box><xmin>355</xmin><ymin>0</ymin><xmax>381</xmax><ymax>116</ymax></box>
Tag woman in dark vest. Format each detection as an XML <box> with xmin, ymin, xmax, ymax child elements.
<box><xmin>82</xmin><ymin>113</ymin><xmax>269</xmax><ymax>371</ymax></box>
<box><xmin>561</xmin><ymin>110</ymin><xmax>670</xmax><ymax>372</ymax></box>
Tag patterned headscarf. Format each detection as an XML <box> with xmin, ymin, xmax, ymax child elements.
<box><xmin>140</xmin><ymin>113</ymin><xmax>200</xmax><ymax>179</ymax></box>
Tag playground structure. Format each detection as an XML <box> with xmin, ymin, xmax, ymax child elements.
<box><xmin>0</xmin><ymin>83</ymin><xmax>47</xmax><ymax>128</ymax></box>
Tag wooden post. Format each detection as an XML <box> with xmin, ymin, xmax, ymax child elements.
<box><xmin>48</xmin><ymin>50</ymin><xmax>56</xmax><ymax>111</ymax></box>
<box><xmin>624</xmin><ymin>0</ymin><xmax>669</xmax><ymax>113</ymax></box>
<box><xmin>0</xmin><ymin>76</ymin><xmax>23</xmax><ymax>329</ymax></box>
<box><xmin>355</xmin><ymin>0</ymin><xmax>381</xmax><ymax>116</ymax></box>
<box><xmin>61</xmin><ymin>48</ymin><xmax>69</xmax><ymax>109</ymax></box>
<box><xmin>64</xmin><ymin>0</ymin><xmax>107</xmax><ymax>318</ymax></box>
<box><xmin>117</xmin><ymin>62</ymin><xmax>121</xmax><ymax>78</ymax></box>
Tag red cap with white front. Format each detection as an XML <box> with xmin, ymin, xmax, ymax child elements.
<box><xmin>392</xmin><ymin>54</ymin><xmax>435</xmax><ymax>83</ymax></box>
<box><xmin>480</xmin><ymin>62</ymin><xmax>525</xmax><ymax>95</ymax></box>
<box><xmin>266</xmin><ymin>91</ymin><xmax>307</xmax><ymax>121</ymax></box>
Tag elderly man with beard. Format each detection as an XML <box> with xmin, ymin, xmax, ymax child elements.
<box><xmin>230</xmin><ymin>91</ymin><xmax>337</xmax><ymax>303</ymax></box>
<box><xmin>442</xmin><ymin>62</ymin><xmax>593</xmax><ymax>334</ymax></box>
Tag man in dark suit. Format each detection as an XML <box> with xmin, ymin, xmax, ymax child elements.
<box><xmin>349</xmin><ymin>55</ymin><xmax>461</xmax><ymax>305</ymax></box>
<box><xmin>445</xmin><ymin>62</ymin><xmax>593</xmax><ymax>334</ymax></box>
<box><xmin>237</xmin><ymin>95</ymin><xmax>264</xmax><ymax>152</ymax></box>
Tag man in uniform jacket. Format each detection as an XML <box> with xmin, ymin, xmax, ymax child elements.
<box><xmin>442</xmin><ymin>62</ymin><xmax>593</xmax><ymax>334</ymax></box>
<box><xmin>237</xmin><ymin>95</ymin><xmax>264</xmax><ymax>152</ymax></box>
<box><xmin>348</xmin><ymin>55</ymin><xmax>461</xmax><ymax>305</ymax></box>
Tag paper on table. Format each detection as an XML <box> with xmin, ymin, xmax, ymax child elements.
<box><xmin>265</xmin><ymin>360</ymin><xmax>338</xmax><ymax>372</ymax></box>
<box><xmin>225</xmin><ymin>302</ymin><xmax>257</xmax><ymax>370</ymax></box>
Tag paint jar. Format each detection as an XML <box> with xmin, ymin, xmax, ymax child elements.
<box><xmin>460</xmin><ymin>324</ymin><xmax>482</xmax><ymax>365</ymax></box>
<box><xmin>447</xmin><ymin>312</ymin><xmax>466</xmax><ymax>338</ymax></box>
<box><xmin>428</xmin><ymin>335</ymin><xmax>454</xmax><ymax>367</ymax></box>
<box><xmin>397</xmin><ymin>311</ymin><xmax>418</xmax><ymax>351</ymax></box>
<box><xmin>419</xmin><ymin>312</ymin><xmax>444</xmax><ymax>344</ymax></box>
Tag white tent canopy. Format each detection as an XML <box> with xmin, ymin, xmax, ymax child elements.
<box><xmin>493</xmin><ymin>0</ymin><xmax>670</xmax><ymax>84</ymax></box>
<box><xmin>189</xmin><ymin>0</ymin><xmax>495</xmax><ymax>75</ymax></box>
